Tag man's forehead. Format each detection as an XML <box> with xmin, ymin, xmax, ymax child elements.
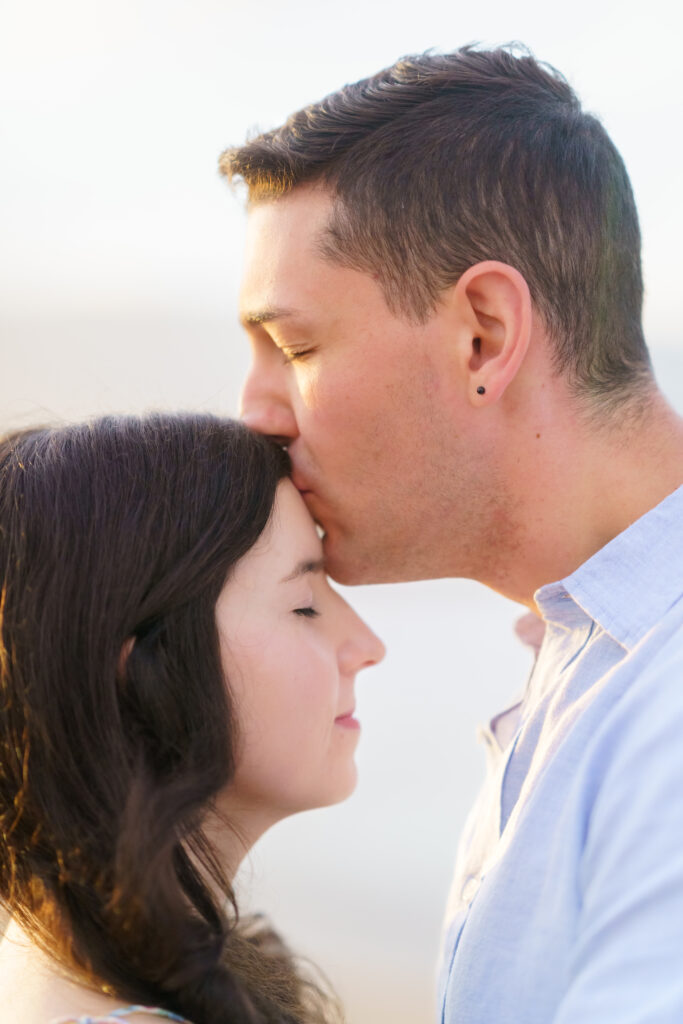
<box><xmin>244</xmin><ymin>186</ymin><xmax>335</xmax><ymax>251</ymax></box>
<box><xmin>240</xmin><ymin>190</ymin><xmax>337</xmax><ymax>317</ymax></box>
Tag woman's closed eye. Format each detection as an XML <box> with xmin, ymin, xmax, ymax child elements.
<box><xmin>294</xmin><ymin>605</ymin><xmax>320</xmax><ymax>618</ymax></box>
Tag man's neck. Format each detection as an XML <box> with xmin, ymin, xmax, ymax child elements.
<box><xmin>482</xmin><ymin>388</ymin><xmax>683</xmax><ymax>610</ymax></box>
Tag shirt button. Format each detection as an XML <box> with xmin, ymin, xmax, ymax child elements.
<box><xmin>461</xmin><ymin>876</ymin><xmax>480</xmax><ymax>903</ymax></box>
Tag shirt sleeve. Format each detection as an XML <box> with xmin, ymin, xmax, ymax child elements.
<box><xmin>552</xmin><ymin>646</ymin><xmax>683</xmax><ymax>1022</ymax></box>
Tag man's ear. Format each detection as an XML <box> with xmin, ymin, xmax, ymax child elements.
<box><xmin>451</xmin><ymin>261</ymin><xmax>532</xmax><ymax>405</ymax></box>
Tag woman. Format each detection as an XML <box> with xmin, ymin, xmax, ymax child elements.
<box><xmin>0</xmin><ymin>414</ymin><xmax>384</xmax><ymax>1024</ymax></box>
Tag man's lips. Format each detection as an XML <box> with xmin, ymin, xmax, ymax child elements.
<box><xmin>290</xmin><ymin>479</ymin><xmax>327</xmax><ymax>537</ymax></box>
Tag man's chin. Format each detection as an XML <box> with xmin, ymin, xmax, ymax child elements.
<box><xmin>323</xmin><ymin>528</ymin><xmax>440</xmax><ymax>586</ymax></box>
<box><xmin>314</xmin><ymin>511</ymin><xmax>405</xmax><ymax>585</ymax></box>
<box><xmin>322</xmin><ymin>530</ymin><xmax>385</xmax><ymax>586</ymax></box>
<box><xmin>321</xmin><ymin>531</ymin><xmax>361</xmax><ymax>585</ymax></box>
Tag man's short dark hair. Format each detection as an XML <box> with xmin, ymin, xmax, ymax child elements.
<box><xmin>221</xmin><ymin>45</ymin><xmax>651</xmax><ymax>405</ymax></box>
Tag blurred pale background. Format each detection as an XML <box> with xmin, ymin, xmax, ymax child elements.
<box><xmin>1</xmin><ymin>1</ymin><xmax>682</xmax><ymax>1021</ymax></box>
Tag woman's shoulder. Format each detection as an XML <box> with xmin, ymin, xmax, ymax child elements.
<box><xmin>51</xmin><ymin>1008</ymin><xmax>191</xmax><ymax>1024</ymax></box>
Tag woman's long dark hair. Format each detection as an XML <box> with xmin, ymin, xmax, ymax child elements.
<box><xmin>0</xmin><ymin>414</ymin><xmax>335</xmax><ymax>1023</ymax></box>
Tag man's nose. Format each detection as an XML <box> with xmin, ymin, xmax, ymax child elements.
<box><xmin>239</xmin><ymin>365</ymin><xmax>298</xmax><ymax>442</ymax></box>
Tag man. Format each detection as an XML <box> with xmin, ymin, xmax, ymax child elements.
<box><xmin>221</xmin><ymin>46</ymin><xmax>683</xmax><ymax>1022</ymax></box>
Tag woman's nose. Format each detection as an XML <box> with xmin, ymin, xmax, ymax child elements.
<box><xmin>339</xmin><ymin>608</ymin><xmax>386</xmax><ymax>675</ymax></box>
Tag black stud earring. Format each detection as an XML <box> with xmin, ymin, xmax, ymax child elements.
<box><xmin>476</xmin><ymin>386</ymin><xmax>486</xmax><ymax>395</ymax></box>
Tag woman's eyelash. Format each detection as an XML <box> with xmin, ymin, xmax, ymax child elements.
<box><xmin>294</xmin><ymin>606</ymin><xmax>320</xmax><ymax>618</ymax></box>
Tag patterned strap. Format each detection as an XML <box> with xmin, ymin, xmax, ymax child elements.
<box><xmin>51</xmin><ymin>1007</ymin><xmax>189</xmax><ymax>1024</ymax></box>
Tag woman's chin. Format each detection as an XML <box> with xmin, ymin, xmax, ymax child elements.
<box><xmin>291</xmin><ymin>760</ymin><xmax>360</xmax><ymax>816</ymax></box>
<box><xmin>319</xmin><ymin>760</ymin><xmax>359</xmax><ymax>809</ymax></box>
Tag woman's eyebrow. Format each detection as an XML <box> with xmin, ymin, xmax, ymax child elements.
<box><xmin>280</xmin><ymin>558</ymin><xmax>325</xmax><ymax>583</ymax></box>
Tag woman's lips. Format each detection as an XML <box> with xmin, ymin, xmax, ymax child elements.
<box><xmin>334</xmin><ymin>711</ymin><xmax>360</xmax><ymax>730</ymax></box>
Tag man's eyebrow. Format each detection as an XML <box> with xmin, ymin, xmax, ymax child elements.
<box><xmin>280</xmin><ymin>558</ymin><xmax>325</xmax><ymax>583</ymax></box>
<box><xmin>239</xmin><ymin>307</ymin><xmax>297</xmax><ymax>328</ymax></box>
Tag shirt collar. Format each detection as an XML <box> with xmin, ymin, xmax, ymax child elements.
<box><xmin>535</xmin><ymin>484</ymin><xmax>683</xmax><ymax>650</ymax></box>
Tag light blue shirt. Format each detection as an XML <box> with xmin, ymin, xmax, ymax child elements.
<box><xmin>439</xmin><ymin>484</ymin><xmax>683</xmax><ymax>1023</ymax></box>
